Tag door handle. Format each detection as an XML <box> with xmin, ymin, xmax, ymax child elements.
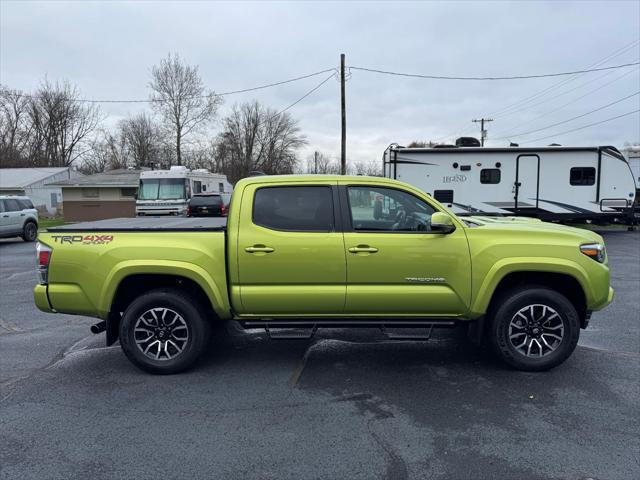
<box><xmin>348</xmin><ymin>245</ymin><xmax>379</xmax><ymax>254</ymax></box>
<box><xmin>245</xmin><ymin>245</ymin><xmax>275</xmax><ymax>253</ymax></box>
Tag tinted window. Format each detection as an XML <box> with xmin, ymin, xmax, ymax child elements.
<box><xmin>0</xmin><ymin>200</ymin><xmax>5</xmax><ymax>213</ymax></box>
<box><xmin>570</xmin><ymin>167</ymin><xmax>596</xmax><ymax>186</ymax></box>
<box><xmin>121</xmin><ymin>188</ymin><xmax>137</xmax><ymax>198</ymax></box>
<box><xmin>190</xmin><ymin>195</ymin><xmax>222</xmax><ymax>206</ymax></box>
<box><xmin>253</xmin><ymin>186</ymin><xmax>333</xmax><ymax>231</ymax></box>
<box><xmin>18</xmin><ymin>199</ymin><xmax>34</xmax><ymax>209</ymax></box>
<box><xmin>480</xmin><ymin>169</ymin><xmax>501</xmax><ymax>184</ymax></box>
<box><xmin>3</xmin><ymin>199</ymin><xmax>21</xmax><ymax>212</ymax></box>
<box><xmin>347</xmin><ymin>186</ymin><xmax>435</xmax><ymax>232</ymax></box>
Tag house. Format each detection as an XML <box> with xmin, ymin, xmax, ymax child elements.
<box><xmin>0</xmin><ymin>167</ymin><xmax>77</xmax><ymax>215</ymax></box>
<box><xmin>50</xmin><ymin>169</ymin><xmax>143</xmax><ymax>222</ymax></box>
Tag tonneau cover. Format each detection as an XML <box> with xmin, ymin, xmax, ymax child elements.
<box><xmin>46</xmin><ymin>216</ymin><xmax>227</xmax><ymax>232</ymax></box>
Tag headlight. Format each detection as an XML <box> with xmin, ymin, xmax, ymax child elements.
<box><xmin>580</xmin><ymin>243</ymin><xmax>606</xmax><ymax>263</ymax></box>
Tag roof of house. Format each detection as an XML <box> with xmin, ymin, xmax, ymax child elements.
<box><xmin>50</xmin><ymin>169</ymin><xmax>143</xmax><ymax>188</ymax></box>
<box><xmin>0</xmin><ymin>167</ymin><xmax>71</xmax><ymax>189</ymax></box>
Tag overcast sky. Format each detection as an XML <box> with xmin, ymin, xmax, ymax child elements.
<box><xmin>1</xmin><ymin>0</ymin><xmax>639</xmax><ymax>167</ymax></box>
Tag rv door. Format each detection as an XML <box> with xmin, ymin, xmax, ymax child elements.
<box><xmin>515</xmin><ymin>155</ymin><xmax>540</xmax><ymax>211</ymax></box>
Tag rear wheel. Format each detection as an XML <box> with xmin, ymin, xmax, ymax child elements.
<box><xmin>119</xmin><ymin>289</ymin><xmax>211</xmax><ymax>374</ymax></box>
<box><xmin>488</xmin><ymin>286</ymin><xmax>580</xmax><ymax>371</ymax></box>
<box><xmin>22</xmin><ymin>221</ymin><xmax>37</xmax><ymax>242</ymax></box>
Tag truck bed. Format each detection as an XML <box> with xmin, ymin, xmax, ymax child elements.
<box><xmin>46</xmin><ymin>217</ymin><xmax>227</xmax><ymax>232</ymax></box>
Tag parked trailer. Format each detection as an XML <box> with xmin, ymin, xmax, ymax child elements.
<box><xmin>136</xmin><ymin>166</ymin><xmax>233</xmax><ymax>216</ymax></box>
<box><xmin>383</xmin><ymin>144</ymin><xmax>637</xmax><ymax>223</ymax></box>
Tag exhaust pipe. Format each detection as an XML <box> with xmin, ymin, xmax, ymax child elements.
<box><xmin>90</xmin><ymin>321</ymin><xmax>106</xmax><ymax>334</ymax></box>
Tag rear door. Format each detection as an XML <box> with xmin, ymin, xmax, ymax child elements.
<box><xmin>2</xmin><ymin>199</ymin><xmax>24</xmax><ymax>235</ymax></box>
<box><xmin>340</xmin><ymin>182</ymin><xmax>471</xmax><ymax>316</ymax></box>
<box><xmin>236</xmin><ymin>181</ymin><xmax>346</xmax><ymax>315</ymax></box>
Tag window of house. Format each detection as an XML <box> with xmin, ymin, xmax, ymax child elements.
<box><xmin>347</xmin><ymin>186</ymin><xmax>435</xmax><ymax>232</ymax></box>
<box><xmin>480</xmin><ymin>168</ymin><xmax>501</xmax><ymax>184</ymax></box>
<box><xmin>253</xmin><ymin>186</ymin><xmax>333</xmax><ymax>232</ymax></box>
<box><xmin>82</xmin><ymin>188</ymin><xmax>100</xmax><ymax>198</ymax></box>
<box><xmin>570</xmin><ymin>167</ymin><xmax>596</xmax><ymax>186</ymax></box>
<box><xmin>49</xmin><ymin>193</ymin><xmax>58</xmax><ymax>208</ymax></box>
<box><xmin>121</xmin><ymin>188</ymin><xmax>137</xmax><ymax>198</ymax></box>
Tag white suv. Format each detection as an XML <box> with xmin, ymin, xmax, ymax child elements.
<box><xmin>0</xmin><ymin>196</ymin><xmax>39</xmax><ymax>242</ymax></box>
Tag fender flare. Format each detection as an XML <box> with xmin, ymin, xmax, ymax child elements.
<box><xmin>470</xmin><ymin>257</ymin><xmax>592</xmax><ymax>316</ymax></box>
<box><xmin>97</xmin><ymin>260</ymin><xmax>231</xmax><ymax>320</ymax></box>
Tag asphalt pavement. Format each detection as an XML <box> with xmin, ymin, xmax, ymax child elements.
<box><xmin>1</xmin><ymin>232</ymin><xmax>638</xmax><ymax>480</ymax></box>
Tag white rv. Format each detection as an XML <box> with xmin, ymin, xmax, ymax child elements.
<box><xmin>383</xmin><ymin>144</ymin><xmax>637</xmax><ymax>223</ymax></box>
<box><xmin>136</xmin><ymin>166</ymin><xmax>233</xmax><ymax>216</ymax></box>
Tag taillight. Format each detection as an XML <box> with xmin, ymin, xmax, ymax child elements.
<box><xmin>220</xmin><ymin>204</ymin><xmax>226</xmax><ymax>215</ymax></box>
<box><xmin>187</xmin><ymin>206</ymin><xmax>192</xmax><ymax>216</ymax></box>
<box><xmin>36</xmin><ymin>242</ymin><xmax>52</xmax><ymax>284</ymax></box>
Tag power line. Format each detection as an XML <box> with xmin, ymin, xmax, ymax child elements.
<box><xmin>492</xmin><ymin>68</ymin><xmax>639</xmax><ymax>137</ymax></box>
<box><xmin>434</xmin><ymin>39</ymin><xmax>639</xmax><ymax>141</ymax></box>
<box><xmin>493</xmin><ymin>91</ymin><xmax>640</xmax><ymax>140</ymax></box>
<box><xmin>349</xmin><ymin>61</ymin><xmax>638</xmax><ymax>82</ymax></box>
<box><xmin>260</xmin><ymin>72</ymin><xmax>336</xmax><ymax>125</ymax></box>
<box><xmin>0</xmin><ymin>68</ymin><xmax>337</xmax><ymax>104</ymax></box>
<box><xmin>526</xmin><ymin>109</ymin><xmax>640</xmax><ymax>143</ymax></box>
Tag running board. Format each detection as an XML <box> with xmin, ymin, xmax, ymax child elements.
<box><xmin>239</xmin><ymin>319</ymin><xmax>457</xmax><ymax>341</ymax></box>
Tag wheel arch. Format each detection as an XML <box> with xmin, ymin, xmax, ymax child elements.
<box><xmin>102</xmin><ymin>265</ymin><xmax>231</xmax><ymax>346</ymax></box>
<box><xmin>484</xmin><ymin>271</ymin><xmax>588</xmax><ymax>328</ymax></box>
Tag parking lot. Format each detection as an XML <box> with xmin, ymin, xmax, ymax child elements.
<box><xmin>1</xmin><ymin>231</ymin><xmax>638</xmax><ymax>480</ymax></box>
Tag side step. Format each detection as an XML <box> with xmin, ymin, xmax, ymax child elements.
<box><xmin>240</xmin><ymin>319</ymin><xmax>457</xmax><ymax>341</ymax></box>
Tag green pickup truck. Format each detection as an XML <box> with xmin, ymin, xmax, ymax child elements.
<box><xmin>34</xmin><ymin>175</ymin><xmax>614</xmax><ymax>374</ymax></box>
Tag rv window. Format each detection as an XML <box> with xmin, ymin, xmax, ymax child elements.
<box><xmin>433</xmin><ymin>190</ymin><xmax>454</xmax><ymax>204</ymax></box>
<box><xmin>570</xmin><ymin>167</ymin><xmax>596</xmax><ymax>186</ymax></box>
<box><xmin>219</xmin><ymin>182</ymin><xmax>224</xmax><ymax>192</ymax></box>
<box><xmin>193</xmin><ymin>181</ymin><xmax>202</xmax><ymax>194</ymax></box>
<box><xmin>480</xmin><ymin>169</ymin><xmax>501</xmax><ymax>184</ymax></box>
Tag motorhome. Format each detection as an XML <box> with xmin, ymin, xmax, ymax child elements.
<box><xmin>383</xmin><ymin>143</ymin><xmax>637</xmax><ymax>223</ymax></box>
<box><xmin>136</xmin><ymin>167</ymin><xmax>233</xmax><ymax>216</ymax></box>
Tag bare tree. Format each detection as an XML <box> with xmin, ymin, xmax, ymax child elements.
<box><xmin>27</xmin><ymin>79</ymin><xmax>101</xmax><ymax>167</ymax></box>
<box><xmin>119</xmin><ymin>113</ymin><xmax>161</xmax><ymax>168</ymax></box>
<box><xmin>78</xmin><ymin>129</ymin><xmax>129</xmax><ymax>174</ymax></box>
<box><xmin>351</xmin><ymin>160</ymin><xmax>382</xmax><ymax>177</ymax></box>
<box><xmin>149</xmin><ymin>53</ymin><xmax>222</xmax><ymax>166</ymax></box>
<box><xmin>303</xmin><ymin>151</ymin><xmax>340</xmax><ymax>174</ymax></box>
<box><xmin>0</xmin><ymin>86</ymin><xmax>33</xmax><ymax>167</ymax></box>
<box><xmin>214</xmin><ymin>101</ymin><xmax>307</xmax><ymax>183</ymax></box>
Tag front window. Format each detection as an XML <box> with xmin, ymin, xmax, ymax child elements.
<box><xmin>347</xmin><ymin>186</ymin><xmax>435</xmax><ymax>232</ymax></box>
<box><xmin>138</xmin><ymin>179</ymin><xmax>186</xmax><ymax>200</ymax></box>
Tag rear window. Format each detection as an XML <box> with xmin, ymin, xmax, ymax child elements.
<box><xmin>253</xmin><ymin>186</ymin><xmax>333</xmax><ymax>232</ymax></box>
<box><xmin>18</xmin><ymin>199</ymin><xmax>33</xmax><ymax>210</ymax></box>
<box><xmin>190</xmin><ymin>195</ymin><xmax>222</xmax><ymax>206</ymax></box>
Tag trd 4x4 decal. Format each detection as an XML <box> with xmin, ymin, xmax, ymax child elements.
<box><xmin>51</xmin><ymin>235</ymin><xmax>114</xmax><ymax>245</ymax></box>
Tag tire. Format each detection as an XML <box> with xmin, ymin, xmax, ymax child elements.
<box><xmin>22</xmin><ymin>221</ymin><xmax>38</xmax><ymax>242</ymax></box>
<box><xmin>488</xmin><ymin>286</ymin><xmax>580</xmax><ymax>371</ymax></box>
<box><xmin>119</xmin><ymin>289</ymin><xmax>211</xmax><ymax>374</ymax></box>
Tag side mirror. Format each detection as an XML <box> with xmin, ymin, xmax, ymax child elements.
<box><xmin>431</xmin><ymin>212</ymin><xmax>456</xmax><ymax>234</ymax></box>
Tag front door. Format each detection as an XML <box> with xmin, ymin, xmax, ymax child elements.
<box><xmin>515</xmin><ymin>155</ymin><xmax>540</xmax><ymax>211</ymax></box>
<box><xmin>236</xmin><ymin>182</ymin><xmax>346</xmax><ymax>315</ymax></box>
<box><xmin>341</xmin><ymin>184</ymin><xmax>471</xmax><ymax>316</ymax></box>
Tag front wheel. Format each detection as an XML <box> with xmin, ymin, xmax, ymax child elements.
<box><xmin>119</xmin><ymin>289</ymin><xmax>211</xmax><ymax>374</ymax></box>
<box><xmin>488</xmin><ymin>286</ymin><xmax>580</xmax><ymax>371</ymax></box>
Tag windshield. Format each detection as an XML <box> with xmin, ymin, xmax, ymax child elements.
<box><xmin>138</xmin><ymin>178</ymin><xmax>186</xmax><ymax>200</ymax></box>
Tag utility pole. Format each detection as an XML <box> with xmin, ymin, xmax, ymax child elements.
<box><xmin>472</xmin><ymin>118</ymin><xmax>493</xmax><ymax>146</ymax></box>
<box><xmin>314</xmin><ymin>151</ymin><xmax>318</xmax><ymax>174</ymax></box>
<box><xmin>340</xmin><ymin>53</ymin><xmax>346</xmax><ymax>175</ymax></box>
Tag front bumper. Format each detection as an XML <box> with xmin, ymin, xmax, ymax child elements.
<box><xmin>34</xmin><ymin>285</ymin><xmax>54</xmax><ymax>313</ymax></box>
